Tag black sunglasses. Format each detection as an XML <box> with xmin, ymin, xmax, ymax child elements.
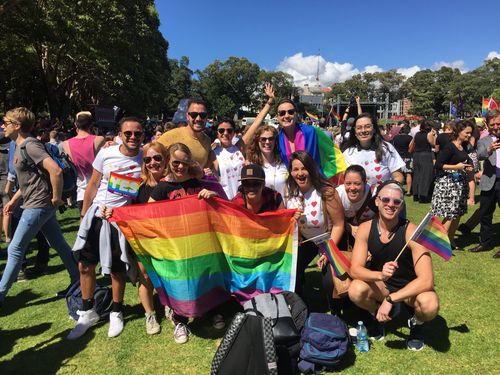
<box><xmin>259</xmin><ymin>136</ymin><xmax>275</xmax><ymax>143</ymax></box>
<box><xmin>277</xmin><ymin>109</ymin><xmax>296</xmax><ymax>117</ymax></box>
<box><xmin>171</xmin><ymin>159</ymin><xmax>192</xmax><ymax>167</ymax></box>
<box><xmin>242</xmin><ymin>180</ymin><xmax>264</xmax><ymax>188</ymax></box>
<box><xmin>218</xmin><ymin>128</ymin><xmax>234</xmax><ymax>135</ymax></box>
<box><xmin>188</xmin><ymin>111</ymin><xmax>208</xmax><ymax>119</ymax></box>
<box><xmin>144</xmin><ymin>155</ymin><xmax>163</xmax><ymax>164</ymax></box>
<box><xmin>123</xmin><ymin>131</ymin><xmax>143</xmax><ymax>138</ymax></box>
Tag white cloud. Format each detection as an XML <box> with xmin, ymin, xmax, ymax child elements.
<box><xmin>363</xmin><ymin>65</ymin><xmax>383</xmax><ymax>74</ymax></box>
<box><xmin>431</xmin><ymin>60</ymin><xmax>468</xmax><ymax>72</ymax></box>
<box><xmin>396</xmin><ymin>66</ymin><xmax>421</xmax><ymax>78</ymax></box>
<box><xmin>486</xmin><ymin>51</ymin><xmax>500</xmax><ymax>60</ymax></box>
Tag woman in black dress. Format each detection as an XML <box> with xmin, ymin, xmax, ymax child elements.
<box><xmin>412</xmin><ymin>120</ymin><xmax>436</xmax><ymax>203</ymax></box>
<box><xmin>431</xmin><ymin>120</ymin><xmax>474</xmax><ymax>248</ymax></box>
<box><xmin>392</xmin><ymin>123</ymin><xmax>414</xmax><ymax>195</ymax></box>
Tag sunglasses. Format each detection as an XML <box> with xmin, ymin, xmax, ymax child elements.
<box><xmin>170</xmin><ymin>159</ymin><xmax>191</xmax><ymax>168</ymax></box>
<box><xmin>242</xmin><ymin>180</ymin><xmax>264</xmax><ymax>189</ymax></box>
<box><xmin>144</xmin><ymin>155</ymin><xmax>163</xmax><ymax>164</ymax></box>
<box><xmin>217</xmin><ymin>128</ymin><xmax>234</xmax><ymax>135</ymax></box>
<box><xmin>259</xmin><ymin>136</ymin><xmax>275</xmax><ymax>143</ymax></box>
<box><xmin>377</xmin><ymin>196</ymin><xmax>403</xmax><ymax>206</ymax></box>
<box><xmin>188</xmin><ymin>111</ymin><xmax>208</xmax><ymax>119</ymax></box>
<box><xmin>122</xmin><ymin>131</ymin><xmax>143</xmax><ymax>138</ymax></box>
<box><xmin>277</xmin><ymin>109</ymin><xmax>296</xmax><ymax>117</ymax></box>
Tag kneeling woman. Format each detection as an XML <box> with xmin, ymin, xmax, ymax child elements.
<box><xmin>148</xmin><ymin>143</ymin><xmax>218</xmax><ymax>344</ymax></box>
<box><xmin>284</xmin><ymin>151</ymin><xmax>344</xmax><ymax>310</ymax></box>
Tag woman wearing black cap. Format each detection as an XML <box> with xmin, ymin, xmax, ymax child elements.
<box><xmin>231</xmin><ymin>164</ymin><xmax>284</xmax><ymax>214</ymax></box>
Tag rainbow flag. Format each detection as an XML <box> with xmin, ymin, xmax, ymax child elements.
<box><xmin>316</xmin><ymin>239</ymin><xmax>351</xmax><ymax>277</ymax></box>
<box><xmin>482</xmin><ymin>98</ymin><xmax>489</xmax><ymax>116</ymax></box>
<box><xmin>330</xmin><ymin>107</ymin><xmax>341</xmax><ymax>122</ymax></box>
<box><xmin>306</xmin><ymin>111</ymin><xmax>319</xmax><ymax>122</ymax></box>
<box><xmin>110</xmin><ymin>196</ymin><xmax>298</xmax><ymax>317</ymax></box>
<box><xmin>410</xmin><ymin>213</ymin><xmax>452</xmax><ymax>261</ymax></box>
<box><xmin>278</xmin><ymin>123</ymin><xmax>347</xmax><ymax>178</ymax></box>
<box><xmin>108</xmin><ymin>172</ymin><xmax>141</xmax><ymax>198</ymax></box>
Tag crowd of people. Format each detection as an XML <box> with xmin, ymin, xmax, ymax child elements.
<box><xmin>0</xmin><ymin>88</ymin><xmax>498</xmax><ymax>356</ymax></box>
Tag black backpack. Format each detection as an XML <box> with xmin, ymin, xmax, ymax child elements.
<box><xmin>211</xmin><ymin>313</ymin><xmax>278</xmax><ymax>375</ymax></box>
<box><xmin>65</xmin><ymin>281</ymin><xmax>113</xmax><ymax>321</ymax></box>
<box><xmin>20</xmin><ymin>138</ymin><xmax>77</xmax><ymax>200</ymax></box>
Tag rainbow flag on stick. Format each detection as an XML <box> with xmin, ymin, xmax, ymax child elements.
<box><xmin>306</xmin><ymin>111</ymin><xmax>319</xmax><ymax>122</ymax></box>
<box><xmin>110</xmin><ymin>196</ymin><xmax>298</xmax><ymax>317</ymax></box>
<box><xmin>316</xmin><ymin>239</ymin><xmax>351</xmax><ymax>277</ymax></box>
<box><xmin>410</xmin><ymin>213</ymin><xmax>452</xmax><ymax>261</ymax></box>
<box><xmin>108</xmin><ymin>172</ymin><xmax>141</xmax><ymax>198</ymax></box>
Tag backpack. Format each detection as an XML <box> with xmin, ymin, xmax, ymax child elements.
<box><xmin>65</xmin><ymin>281</ymin><xmax>113</xmax><ymax>321</ymax></box>
<box><xmin>298</xmin><ymin>313</ymin><xmax>350</xmax><ymax>373</ymax></box>
<box><xmin>211</xmin><ymin>312</ymin><xmax>278</xmax><ymax>375</ymax></box>
<box><xmin>20</xmin><ymin>138</ymin><xmax>77</xmax><ymax>200</ymax></box>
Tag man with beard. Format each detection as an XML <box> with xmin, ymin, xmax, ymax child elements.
<box><xmin>348</xmin><ymin>181</ymin><xmax>439</xmax><ymax>351</ymax></box>
<box><xmin>470</xmin><ymin>109</ymin><xmax>500</xmax><ymax>257</ymax></box>
<box><xmin>67</xmin><ymin>117</ymin><xmax>144</xmax><ymax>340</ymax></box>
<box><xmin>157</xmin><ymin>99</ymin><xmax>215</xmax><ymax>170</ymax></box>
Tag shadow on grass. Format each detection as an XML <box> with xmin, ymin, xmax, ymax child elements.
<box><xmin>0</xmin><ymin>289</ymin><xmax>42</xmax><ymax>316</ymax></box>
<box><xmin>0</xmin><ymin>322</ymin><xmax>52</xmax><ymax>358</ymax></box>
<box><xmin>190</xmin><ymin>299</ymin><xmax>242</xmax><ymax>340</ymax></box>
<box><xmin>302</xmin><ymin>270</ymin><xmax>329</xmax><ymax>314</ymax></box>
<box><xmin>457</xmin><ymin>222</ymin><xmax>500</xmax><ymax>248</ymax></box>
<box><xmin>385</xmin><ymin>315</ymin><xmax>451</xmax><ymax>352</ymax></box>
<box><xmin>0</xmin><ymin>329</ymin><xmax>96</xmax><ymax>374</ymax></box>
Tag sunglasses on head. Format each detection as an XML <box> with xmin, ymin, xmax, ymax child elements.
<box><xmin>217</xmin><ymin>127</ymin><xmax>234</xmax><ymax>135</ymax></box>
<box><xmin>277</xmin><ymin>109</ymin><xmax>296</xmax><ymax>117</ymax></box>
<box><xmin>377</xmin><ymin>196</ymin><xmax>403</xmax><ymax>206</ymax></box>
<box><xmin>242</xmin><ymin>180</ymin><xmax>264</xmax><ymax>188</ymax></box>
<box><xmin>144</xmin><ymin>155</ymin><xmax>163</xmax><ymax>164</ymax></box>
<box><xmin>259</xmin><ymin>136</ymin><xmax>275</xmax><ymax>143</ymax></box>
<box><xmin>123</xmin><ymin>131</ymin><xmax>143</xmax><ymax>138</ymax></box>
<box><xmin>188</xmin><ymin>111</ymin><xmax>208</xmax><ymax>119</ymax></box>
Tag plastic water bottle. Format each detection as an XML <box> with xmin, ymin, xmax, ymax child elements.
<box><xmin>356</xmin><ymin>321</ymin><xmax>369</xmax><ymax>352</ymax></box>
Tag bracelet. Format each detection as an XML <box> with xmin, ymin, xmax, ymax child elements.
<box><xmin>385</xmin><ymin>295</ymin><xmax>394</xmax><ymax>304</ymax></box>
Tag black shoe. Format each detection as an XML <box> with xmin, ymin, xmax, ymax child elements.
<box><xmin>457</xmin><ymin>224</ymin><xmax>471</xmax><ymax>235</ymax></box>
<box><xmin>469</xmin><ymin>244</ymin><xmax>493</xmax><ymax>253</ymax></box>
<box><xmin>367</xmin><ymin>315</ymin><xmax>385</xmax><ymax>341</ymax></box>
<box><xmin>55</xmin><ymin>284</ymin><xmax>72</xmax><ymax>298</ymax></box>
<box><xmin>407</xmin><ymin>317</ymin><xmax>425</xmax><ymax>351</ymax></box>
<box><xmin>494</xmin><ymin>250</ymin><xmax>500</xmax><ymax>259</ymax></box>
<box><xmin>25</xmin><ymin>262</ymin><xmax>48</xmax><ymax>277</ymax></box>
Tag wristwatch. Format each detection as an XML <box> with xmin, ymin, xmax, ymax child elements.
<box><xmin>385</xmin><ymin>295</ymin><xmax>394</xmax><ymax>304</ymax></box>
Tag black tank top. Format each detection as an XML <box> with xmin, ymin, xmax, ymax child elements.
<box><xmin>368</xmin><ymin>218</ymin><xmax>416</xmax><ymax>291</ymax></box>
<box><xmin>414</xmin><ymin>132</ymin><xmax>432</xmax><ymax>152</ymax></box>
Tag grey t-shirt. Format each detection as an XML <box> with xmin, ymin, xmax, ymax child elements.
<box><xmin>13</xmin><ymin>138</ymin><xmax>52</xmax><ymax>209</ymax></box>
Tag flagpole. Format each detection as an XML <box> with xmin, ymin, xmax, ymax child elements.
<box><xmin>394</xmin><ymin>212</ymin><xmax>432</xmax><ymax>262</ymax></box>
<box><xmin>301</xmin><ymin>232</ymin><xmax>330</xmax><ymax>244</ymax></box>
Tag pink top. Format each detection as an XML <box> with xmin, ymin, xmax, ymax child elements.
<box><xmin>68</xmin><ymin>135</ymin><xmax>97</xmax><ymax>179</ymax></box>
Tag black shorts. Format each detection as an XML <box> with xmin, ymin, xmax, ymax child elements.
<box><xmin>77</xmin><ymin>217</ymin><xmax>127</xmax><ymax>273</ymax></box>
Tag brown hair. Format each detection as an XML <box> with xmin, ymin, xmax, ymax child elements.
<box><xmin>5</xmin><ymin>107</ymin><xmax>35</xmax><ymax>133</ymax></box>
<box><xmin>246</xmin><ymin>125</ymin><xmax>281</xmax><ymax>165</ymax></box>
<box><xmin>165</xmin><ymin>143</ymin><xmax>203</xmax><ymax>179</ymax></box>
<box><xmin>141</xmin><ymin>142</ymin><xmax>168</xmax><ymax>187</ymax></box>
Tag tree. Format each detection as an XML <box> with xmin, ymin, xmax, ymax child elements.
<box><xmin>0</xmin><ymin>0</ymin><xmax>170</xmax><ymax>118</ymax></box>
<box><xmin>194</xmin><ymin>57</ymin><xmax>261</xmax><ymax>118</ymax></box>
<box><xmin>164</xmin><ymin>56</ymin><xmax>193</xmax><ymax>117</ymax></box>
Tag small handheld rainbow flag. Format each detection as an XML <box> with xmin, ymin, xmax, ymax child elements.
<box><xmin>108</xmin><ymin>172</ymin><xmax>141</xmax><ymax>198</ymax></box>
<box><xmin>316</xmin><ymin>238</ymin><xmax>351</xmax><ymax>277</ymax></box>
<box><xmin>482</xmin><ymin>98</ymin><xmax>490</xmax><ymax>116</ymax></box>
<box><xmin>306</xmin><ymin>111</ymin><xmax>319</xmax><ymax>122</ymax></box>
<box><xmin>410</xmin><ymin>213</ymin><xmax>452</xmax><ymax>261</ymax></box>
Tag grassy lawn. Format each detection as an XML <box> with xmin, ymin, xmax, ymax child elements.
<box><xmin>0</xmin><ymin>199</ymin><xmax>499</xmax><ymax>374</ymax></box>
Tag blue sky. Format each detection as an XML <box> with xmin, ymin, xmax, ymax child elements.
<box><xmin>155</xmin><ymin>0</ymin><xmax>499</xmax><ymax>86</ymax></box>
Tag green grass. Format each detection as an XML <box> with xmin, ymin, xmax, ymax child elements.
<box><xmin>0</xmin><ymin>200</ymin><xmax>499</xmax><ymax>374</ymax></box>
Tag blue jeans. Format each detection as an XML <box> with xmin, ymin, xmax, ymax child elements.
<box><xmin>0</xmin><ymin>206</ymin><xmax>79</xmax><ymax>302</ymax></box>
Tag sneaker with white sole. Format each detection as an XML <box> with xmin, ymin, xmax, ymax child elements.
<box><xmin>67</xmin><ymin>309</ymin><xmax>100</xmax><ymax>340</ymax></box>
<box><xmin>407</xmin><ymin>317</ymin><xmax>425</xmax><ymax>351</ymax></box>
<box><xmin>173</xmin><ymin>323</ymin><xmax>190</xmax><ymax>344</ymax></box>
<box><xmin>145</xmin><ymin>312</ymin><xmax>161</xmax><ymax>335</ymax></box>
<box><xmin>165</xmin><ymin>306</ymin><xmax>175</xmax><ymax>326</ymax></box>
<box><xmin>108</xmin><ymin>311</ymin><xmax>124</xmax><ymax>338</ymax></box>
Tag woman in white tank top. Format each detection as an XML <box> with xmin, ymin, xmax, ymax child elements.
<box><xmin>284</xmin><ymin>151</ymin><xmax>345</xmax><ymax>305</ymax></box>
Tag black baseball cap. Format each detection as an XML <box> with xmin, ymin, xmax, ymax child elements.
<box><xmin>239</xmin><ymin>164</ymin><xmax>265</xmax><ymax>181</ymax></box>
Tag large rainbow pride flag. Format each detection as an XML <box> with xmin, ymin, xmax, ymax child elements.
<box><xmin>410</xmin><ymin>213</ymin><xmax>452</xmax><ymax>261</ymax></box>
<box><xmin>110</xmin><ymin>196</ymin><xmax>298</xmax><ymax>317</ymax></box>
<box><xmin>278</xmin><ymin>123</ymin><xmax>347</xmax><ymax>178</ymax></box>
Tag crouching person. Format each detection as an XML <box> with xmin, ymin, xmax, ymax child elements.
<box><xmin>67</xmin><ymin>117</ymin><xmax>144</xmax><ymax>340</ymax></box>
<box><xmin>348</xmin><ymin>181</ymin><xmax>439</xmax><ymax>351</ymax></box>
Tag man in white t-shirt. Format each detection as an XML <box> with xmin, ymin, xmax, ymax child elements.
<box><xmin>67</xmin><ymin>117</ymin><xmax>144</xmax><ymax>340</ymax></box>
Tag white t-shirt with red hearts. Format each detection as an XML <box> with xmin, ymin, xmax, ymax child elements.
<box><xmin>215</xmin><ymin>145</ymin><xmax>245</xmax><ymax>200</ymax></box>
<box><xmin>343</xmin><ymin>142</ymin><xmax>405</xmax><ymax>188</ymax></box>
<box><xmin>287</xmin><ymin>188</ymin><xmax>331</xmax><ymax>240</ymax></box>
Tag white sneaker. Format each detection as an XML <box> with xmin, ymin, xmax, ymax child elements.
<box><xmin>165</xmin><ymin>306</ymin><xmax>175</xmax><ymax>326</ymax></box>
<box><xmin>145</xmin><ymin>312</ymin><xmax>161</xmax><ymax>335</ymax></box>
<box><xmin>173</xmin><ymin>323</ymin><xmax>190</xmax><ymax>344</ymax></box>
<box><xmin>67</xmin><ymin>309</ymin><xmax>100</xmax><ymax>340</ymax></box>
<box><xmin>108</xmin><ymin>311</ymin><xmax>124</xmax><ymax>338</ymax></box>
